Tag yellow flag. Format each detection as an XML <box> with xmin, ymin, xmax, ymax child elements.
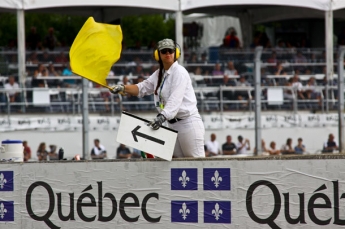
<box><xmin>70</xmin><ymin>17</ymin><xmax>122</xmax><ymax>89</ymax></box>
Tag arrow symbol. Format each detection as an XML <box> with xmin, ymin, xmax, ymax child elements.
<box><xmin>132</xmin><ymin>126</ymin><xmax>165</xmax><ymax>145</ymax></box>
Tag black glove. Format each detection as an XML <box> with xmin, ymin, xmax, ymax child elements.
<box><xmin>109</xmin><ymin>84</ymin><xmax>125</xmax><ymax>95</ymax></box>
<box><xmin>147</xmin><ymin>114</ymin><xmax>166</xmax><ymax>130</ymax></box>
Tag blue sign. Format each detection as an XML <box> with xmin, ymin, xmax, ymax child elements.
<box><xmin>204</xmin><ymin>201</ymin><xmax>231</xmax><ymax>224</ymax></box>
<box><xmin>0</xmin><ymin>201</ymin><xmax>14</xmax><ymax>221</ymax></box>
<box><xmin>171</xmin><ymin>201</ymin><xmax>198</xmax><ymax>223</ymax></box>
<box><xmin>0</xmin><ymin>171</ymin><xmax>13</xmax><ymax>191</ymax></box>
<box><xmin>171</xmin><ymin>168</ymin><xmax>197</xmax><ymax>190</ymax></box>
<box><xmin>203</xmin><ymin>168</ymin><xmax>230</xmax><ymax>190</ymax></box>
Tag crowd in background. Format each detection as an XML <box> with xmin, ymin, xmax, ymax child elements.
<box><xmin>204</xmin><ymin>132</ymin><xmax>339</xmax><ymax>157</ymax></box>
<box><xmin>21</xmin><ymin>132</ymin><xmax>339</xmax><ymax>162</ymax></box>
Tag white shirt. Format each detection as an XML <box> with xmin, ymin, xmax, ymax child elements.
<box><xmin>224</xmin><ymin>69</ymin><xmax>237</xmax><ymax>76</ymax></box>
<box><xmin>136</xmin><ymin>61</ymin><xmax>199</xmax><ymax>120</ymax></box>
<box><xmin>4</xmin><ymin>82</ymin><xmax>19</xmax><ymax>96</ymax></box>
<box><xmin>236</xmin><ymin>142</ymin><xmax>249</xmax><ymax>155</ymax></box>
<box><xmin>292</xmin><ymin>82</ymin><xmax>303</xmax><ymax>91</ymax></box>
<box><xmin>206</xmin><ymin>140</ymin><xmax>220</xmax><ymax>155</ymax></box>
<box><xmin>92</xmin><ymin>144</ymin><xmax>106</xmax><ymax>155</ymax></box>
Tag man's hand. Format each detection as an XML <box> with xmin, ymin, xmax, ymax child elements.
<box><xmin>147</xmin><ymin>114</ymin><xmax>166</xmax><ymax>130</ymax></box>
<box><xmin>109</xmin><ymin>84</ymin><xmax>125</xmax><ymax>95</ymax></box>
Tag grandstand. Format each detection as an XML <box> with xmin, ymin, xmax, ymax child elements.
<box><xmin>0</xmin><ymin>47</ymin><xmax>343</xmax><ymax>114</ymax></box>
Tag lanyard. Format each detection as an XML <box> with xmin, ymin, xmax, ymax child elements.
<box><xmin>159</xmin><ymin>73</ymin><xmax>167</xmax><ymax>103</ymax></box>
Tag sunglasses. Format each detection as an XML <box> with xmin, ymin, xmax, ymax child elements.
<box><xmin>160</xmin><ymin>48</ymin><xmax>175</xmax><ymax>54</ymax></box>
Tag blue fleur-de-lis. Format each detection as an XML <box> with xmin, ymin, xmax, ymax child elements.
<box><xmin>0</xmin><ymin>203</ymin><xmax>7</xmax><ymax>219</ymax></box>
<box><xmin>0</xmin><ymin>173</ymin><xmax>7</xmax><ymax>189</ymax></box>
<box><xmin>212</xmin><ymin>203</ymin><xmax>223</xmax><ymax>220</ymax></box>
<box><xmin>211</xmin><ymin>170</ymin><xmax>222</xmax><ymax>188</ymax></box>
<box><xmin>179</xmin><ymin>170</ymin><xmax>190</xmax><ymax>188</ymax></box>
<box><xmin>179</xmin><ymin>202</ymin><xmax>190</xmax><ymax>220</ymax></box>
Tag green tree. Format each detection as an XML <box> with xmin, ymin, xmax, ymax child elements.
<box><xmin>121</xmin><ymin>14</ymin><xmax>175</xmax><ymax>48</ymax></box>
<box><xmin>0</xmin><ymin>13</ymin><xmax>175</xmax><ymax>48</ymax></box>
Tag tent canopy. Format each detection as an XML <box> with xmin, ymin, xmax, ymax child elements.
<box><xmin>0</xmin><ymin>0</ymin><xmax>178</xmax><ymax>18</ymax></box>
<box><xmin>182</xmin><ymin>0</ymin><xmax>345</xmax><ymax>12</ymax></box>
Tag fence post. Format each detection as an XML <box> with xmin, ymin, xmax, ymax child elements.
<box><xmin>82</xmin><ymin>78</ymin><xmax>89</xmax><ymax>160</ymax></box>
<box><xmin>337</xmin><ymin>46</ymin><xmax>345</xmax><ymax>153</ymax></box>
<box><xmin>254</xmin><ymin>46</ymin><xmax>263</xmax><ymax>155</ymax></box>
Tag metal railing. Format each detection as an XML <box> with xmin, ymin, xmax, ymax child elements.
<box><xmin>0</xmin><ymin>84</ymin><xmax>340</xmax><ymax>115</ymax></box>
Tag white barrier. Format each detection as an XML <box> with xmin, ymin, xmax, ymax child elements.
<box><xmin>0</xmin><ymin>158</ymin><xmax>344</xmax><ymax>228</ymax></box>
<box><xmin>0</xmin><ymin>113</ymin><xmax>340</xmax><ymax>132</ymax></box>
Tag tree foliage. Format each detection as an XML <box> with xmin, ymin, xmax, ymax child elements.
<box><xmin>0</xmin><ymin>12</ymin><xmax>175</xmax><ymax>48</ymax></box>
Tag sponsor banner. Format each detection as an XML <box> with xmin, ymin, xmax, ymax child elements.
<box><xmin>0</xmin><ymin>166</ymin><xmax>20</xmax><ymax>227</ymax></box>
<box><xmin>0</xmin><ymin>114</ymin><xmax>343</xmax><ymax>131</ymax></box>
<box><xmin>0</xmin><ymin>158</ymin><xmax>345</xmax><ymax>228</ymax></box>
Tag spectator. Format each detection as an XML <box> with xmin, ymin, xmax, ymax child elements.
<box><xmin>62</xmin><ymin>63</ymin><xmax>76</xmax><ymax>87</ymax></box>
<box><xmin>294</xmin><ymin>138</ymin><xmax>306</xmax><ymax>154</ymax></box>
<box><xmin>275</xmin><ymin>39</ymin><xmax>285</xmax><ymax>51</ymax></box>
<box><xmin>26</xmin><ymin>26</ymin><xmax>41</xmax><ymax>50</ymax></box>
<box><xmin>267</xmin><ymin>51</ymin><xmax>277</xmax><ymax>64</ymax></box>
<box><xmin>37</xmin><ymin>142</ymin><xmax>48</xmax><ymax>161</ymax></box>
<box><xmin>44</xmin><ymin>27</ymin><xmax>59</xmax><ymax>50</ymax></box>
<box><xmin>48</xmin><ymin>145</ymin><xmax>58</xmax><ymax>160</ymax></box>
<box><xmin>223</xmin><ymin>61</ymin><xmax>238</xmax><ymax>76</ymax></box>
<box><xmin>4</xmin><ymin>76</ymin><xmax>20</xmax><ymax>103</ymax></box>
<box><xmin>223</xmin><ymin>28</ymin><xmax>240</xmax><ymax>48</ymax></box>
<box><xmin>294</xmin><ymin>51</ymin><xmax>307</xmax><ymax>72</ymax></box>
<box><xmin>205</xmin><ymin>133</ymin><xmax>221</xmax><ymax>157</ymax></box>
<box><xmin>40</xmin><ymin>51</ymin><xmax>53</xmax><ymax>64</ymax></box>
<box><xmin>222</xmin><ymin>135</ymin><xmax>236</xmax><ymax>155</ymax></box>
<box><xmin>91</xmin><ymin>139</ymin><xmax>107</xmax><ymax>159</ymax></box>
<box><xmin>212</xmin><ymin>63</ymin><xmax>223</xmax><ymax>76</ymax></box>
<box><xmin>267</xmin><ymin>141</ymin><xmax>281</xmax><ymax>155</ymax></box>
<box><xmin>322</xmin><ymin>133</ymin><xmax>338</xmax><ymax>153</ymax></box>
<box><xmin>235</xmin><ymin>75</ymin><xmax>251</xmax><ymax>107</ymax></box>
<box><xmin>253</xmin><ymin>139</ymin><xmax>268</xmax><ymax>156</ymax></box>
<box><xmin>23</xmin><ymin>141</ymin><xmax>31</xmax><ymax>162</ymax></box>
<box><xmin>304</xmin><ymin>77</ymin><xmax>321</xmax><ymax>106</ymax></box>
<box><xmin>55</xmin><ymin>51</ymin><xmax>69</xmax><ymax>63</ymax></box>
<box><xmin>236</xmin><ymin>135</ymin><xmax>250</xmax><ymax>155</ymax></box>
<box><xmin>27</xmin><ymin>51</ymin><xmax>40</xmax><ymax>64</ymax></box>
<box><xmin>132</xmin><ymin>148</ymin><xmax>143</xmax><ymax>158</ymax></box>
<box><xmin>116</xmin><ymin>144</ymin><xmax>132</xmax><ymax>159</ymax></box>
<box><xmin>291</xmin><ymin>74</ymin><xmax>305</xmax><ymax>99</ymax></box>
<box><xmin>281</xmin><ymin>138</ymin><xmax>295</xmax><ymax>155</ymax></box>
<box><xmin>274</xmin><ymin>63</ymin><xmax>287</xmax><ymax>78</ymax></box>
<box><xmin>31</xmin><ymin>64</ymin><xmax>47</xmax><ymax>88</ymax></box>
<box><xmin>133</xmin><ymin>64</ymin><xmax>146</xmax><ymax>77</ymax></box>
<box><xmin>187</xmin><ymin>52</ymin><xmax>198</xmax><ymax>73</ymax></box>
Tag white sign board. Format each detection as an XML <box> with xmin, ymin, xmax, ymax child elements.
<box><xmin>116</xmin><ymin>111</ymin><xmax>177</xmax><ymax>161</ymax></box>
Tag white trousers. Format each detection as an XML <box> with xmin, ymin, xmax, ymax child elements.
<box><xmin>168</xmin><ymin>115</ymin><xmax>205</xmax><ymax>158</ymax></box>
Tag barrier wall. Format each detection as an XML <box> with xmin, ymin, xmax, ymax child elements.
<box><xmin>0</xmin><ymin>155</ymin><xmax>344</xmax><ymax>228</ymax></box>
<box><xmin>0</xmin><ymin>113</ymin><xmax>341</xmax><ymax>159</ymax></box>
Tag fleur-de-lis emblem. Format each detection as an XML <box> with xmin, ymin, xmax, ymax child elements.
<box><xmin>178</xmin><ymin>170</ymin><xmax>190</xmax><ymax>188</ymax></box>
<box><xmin>211</xmin><ymin>170</ymin><xmax>222</xmax><ymax>188</ymax></box>
<box><xmin>0</xmin><ymin>203</ymin><xmax>7</xmax><ymax>219</ymax></box>
<box><xmin>179</xmin><ymin>202</ymin><xmax>190</xmax><ymax>220</ymax></box>
<box><xmin>0</xmin><ymin>173</ymin><xmax>7</xmax><ymax>189</ymax></box>
<box><xmin>212</xmin><ymin>203</ymin><xmax>223</xmax><ymax>220</ymax></box>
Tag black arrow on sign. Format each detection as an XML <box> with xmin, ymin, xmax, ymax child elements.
<box><xmin>132</xmin><ymin>126</ymin><xmax>165</xmax><ymax>145</ymax></box>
